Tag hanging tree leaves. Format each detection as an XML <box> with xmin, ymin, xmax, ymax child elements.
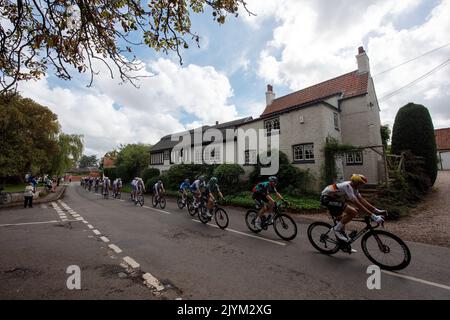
<box><xmin>0</xmin><ymin>0</ymin><xmax>252</xmax><ymax>93</ymax></box>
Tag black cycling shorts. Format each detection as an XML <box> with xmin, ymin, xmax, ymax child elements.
<box><xmin>252</xmin><ymin>192</ymin><xmax>269</xmax><ymax>207</ymax></box>
<box><xmin>320</xmin><ymin>195</ymin><xmax>346</xmax><ymax>217</ymax></box>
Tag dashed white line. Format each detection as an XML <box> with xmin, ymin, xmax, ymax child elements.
<box><xmin>108</xmin><ymin>244</ymin><xmax>122</xmax><ymax>254</ymax></box>
<box><xmin>82</xmin><ymin>220</ymin><xmax>89</xmax><ymax>224</ymax></box>
<box><xmin>191</xmin><ymin>219</ymin><xmax>286</xmax><ymax>246</ymax></box>
<box><xmin>0</xmin><ymin>220</ymin><xmax>59</xmax><ymax>227</ymax></box>
<box><xmin>100</xmin><ymin>236</ymin><xmax>110</xmax><ymax>243</ymax></box>
<box><xmin>143</xmin><ymin>206</ymin><xmax>171</xmax><ymax>215</ymax></box>
<box><xmin>92</xmin><ymin>229</ymin><xmax>101</xmax><ymax>235</ymax></box>
<box><xmin>87</xmin><ymin>224</ymin><xmax>94</xmax><ymax>229</ymax></box>
<box><xmin>75</xmin><ymin>217</ymin><xmax>84</xmax><ymax>221</ymax></box>
<box><xmin>122</xmin><ymin>256</ymin><xmax>140</xmax><ymax>270</ymax></box>
<box><xmin>382</xmin><ymin>270</ymin><xmax>450</xmax><ymax>291</ymax></box>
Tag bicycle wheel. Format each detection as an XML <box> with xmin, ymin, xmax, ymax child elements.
<box><xmin>245</xmin><ymin>210</ymin><xmax>262</xmax><ymax>234</ymax></box>
<box><xmin>198</xmin><ymin>206</ymin><xmax>210</xmax><ymax>224</ymax></box>
<box><xmin>188</xmin><ymin>200</ymin><xmax>197</xmax><ymax>216</ymax></box>
<box><xmin>177</xmin><ymin>197</ymin><xmax>185</xmax><ymax>209</ymax></box>
<box><xmin>117</xmin><ymin>192</ymin><xmax>121</xmax><ymax>199</ymax></box>
<box><xmin>361</xmin><ymin>230</ymin><xmax>411</xmax><ymax>271</ymax></box>
<box><xmin>138</xmin><ymin>195</ymin><xmax>144</xmax><ymax>207</ymax></box>
<box><xmin>273</xmin><ymin>214</ymin><xmax>297</xmax><ymax>241</ymax></box>
<box><xmin>214</xmin><ymin>208</ymin><xmax>229</xmax><ymax>229</ymax></box>
<box><xmin>307</xmin><ymin>222</ymin><xmax>340</xmax><ymax>254</ymax></box>
<box><xmin>159</xmin><ymin>196</ymin><xmax>166</xmax><ymax>209</ymax></box>
<box><xmin>152</xmin><ymin>195</ymin><xmax>158</xmax><ymax>207</ymax></box>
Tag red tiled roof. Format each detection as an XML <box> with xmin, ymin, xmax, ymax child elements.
<box><xmin>103</xmin><ymin>157</ymin><xmax>116</xmax><ymax>168</ymax></box>
<box><xmin>435</xmin><ymin>128</ymin><xmax>450</xmax><ymax>150</ymax></box>
<box><xmin>261</xmin><ymin>70</ymin><xmax>369</xmax><ymax>117</ymax></box>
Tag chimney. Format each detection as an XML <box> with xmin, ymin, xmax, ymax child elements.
<box><xmin>266</xmin><ymin>84</ymin><xmax>275</xmax><ymax>106</ymax></box>
<box><xmin>215</xmin><ymin>121</ymin><xmax>219</xmax><ymax>125</ymax></box>
<box><xmin>356</xmin><ymin>46</ymin><xmax>370</xmax><ymax>74</ymax></box>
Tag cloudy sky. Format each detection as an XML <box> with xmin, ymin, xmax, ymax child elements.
<box><xmin>18</xmin><ymin>0</ymin><xmax>450</xmax><ymax>157</ymax></box>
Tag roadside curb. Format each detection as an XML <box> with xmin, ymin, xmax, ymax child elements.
<box><xmin>0</xmin><ymin>185</ymin><xmax>67</xmax><ymax>210</ymax></box>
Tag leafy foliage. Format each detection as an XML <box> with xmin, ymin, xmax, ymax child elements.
<box><xmin>0</xmin><ymin>94</ymin><xmax>82</xmax><ymax>179</ymax></box>
<box><xmin>322</xmin><ymin>137</ymin><xmax>358</xmax><ymax>186</ymax></box>
<box><xmin>115</xmin><ymin>143</ymin><xmax>151</xmax><ymax>178</ymax></box>
<box><xmin>391</xmin><ymin>103</ymin><xmax>437</xmax><ymax>185</ymax></box>
<box><xmin>78</xmin><ymin>154</ymin><xmax>98</xmax><ymax>168</ymax></box>
<box><xmin>213</xmin><ymin>164</ymin><xmax>245</xmax><ymax>194</ymax></box>
<box><xmin>380</xmin><ymin>124</ymin><xmax>391</xmax><ymax>150</ymax></box>
<box><xmin>0</xmin><ymin>0</ymin><xmax>252</xmax><ymax>92</ymax></box>
<box><xmin>248</xmin><ymin>151</ymin><xmax>312</xmax><ymax>193</ymax></box>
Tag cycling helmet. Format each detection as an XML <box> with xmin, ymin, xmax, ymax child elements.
<box><xmin>158</xmin><ymin>179</ymin><xmax>162</xmax><ymax>183</ymax></box>
<box><xmin>209</xmin><ymin>177</ymin><xmax>218</xmax><ymax>185</ymax></box>
<box><xmin>184</xmin><ymin>178</ymin><xmax>190</xmax><ymax>183</ymax></box>
<box><xmin>199</xmin><ymin>175</ymin><xmax>206</xmax><ymax>181</ymax></box>
<box><xmin>350</xmin><ymin>174</ymin><xmax>368</xmax><ymax>185</ymax></box>
<box><xmin>268</xmin><ymin>176</ymin><xmax>278</xmax><ymax>183</ymax></box>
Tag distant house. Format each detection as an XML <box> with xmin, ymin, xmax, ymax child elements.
<box><xmin>150</xmin><ymin>117</ymin><xmax>253</xmax><ymax>173</ymax></box>
<box><xmin>149</xmin><ymin>46</ymin><xmax>384</xmax><ymax>191</ymax></box>
<box><xmin>103</xmin><ymin>156</ymin><xmax>116</xmax><ymax>169</ymax></box>
<box><xmin>435</xmin><ymin>128</ymin><xmax>450</xmax><ymax>170</ymax></box>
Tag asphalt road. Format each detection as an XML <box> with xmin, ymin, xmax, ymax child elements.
<box><xmin>0</xmin><ymin>183</ymin><xmax>449</xmax><ymax>299</ymax></box>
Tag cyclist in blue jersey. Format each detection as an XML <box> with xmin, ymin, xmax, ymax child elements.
<box><xmin>251</xmin><ymin>176</ymin><xmax>285</xmax><ymax>230</ymax></box>
<box><xmin>179</xmin><ymin>179</ymin><xmax>191</xmax><ymax>205</ymax></box>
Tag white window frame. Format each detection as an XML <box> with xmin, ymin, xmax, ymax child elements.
<box><xmin>346</xmin><ymin>151</ymin><xmax>363</xmax><ymax>165</ymax></box>
<box><xmin>293</xmin><ymin>143</ymin><xmax>314</xmax><ymax>162</ymax></box>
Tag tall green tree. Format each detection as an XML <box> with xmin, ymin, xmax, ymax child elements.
<box><xmin>78</xmin><ymin>154</ymin><xmax>98</xmax><ymax>168</ymax></box>
<box><xmin>1</xmin><ymin>0</ymin><xmax>252</xmax><ymax>93</ymax></box>
<box><xmin>52</xmin><ymin>133</ymin><xmax>84</xmax><ymax>175</ymax></box>
<box><xmin>0</xmin><ymin>94</ymin><xmax>59</xmax><ymax>179</ymax></box>
<box><xmin>391</xmin><ymin>102</ymin><xmax>437</xmax><ymax>185</ymax></box>
<box><xmin>380</xmin><ymin>124</ymin><xmax>391</xmax><ymax>150</ymax></box>
<box><xmin>115</xmin><ymin>144</ymin><xmax>151</xmax><ymax>178</ymax></box>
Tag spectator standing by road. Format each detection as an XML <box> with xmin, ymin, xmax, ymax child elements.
<box><xmin>24</xmin><ymin>183</ymin><xmax>34</xmax><ymax>208</ymax></box>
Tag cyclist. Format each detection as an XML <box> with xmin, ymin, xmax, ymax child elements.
<box><xmin>320</xmin><ymin>174</ymin><xmax>385</xmax><ymax>242</ymax></box>
<box><xmin>203</xmin><ymin>177</ymin><xmax>224</xmax><ymax>218</ymax></box>
<box><xmin>179</xmin><ymin>179</ymin><xmax>191</xmax><ymax>205</ymax></box>
<box><xmin>190</xmin><ymin>175</ymin><xmax>206</xmax><ymax>208</ymax></box>
<box><xmin>116</xmin><ymin>178</ymin><xmax>122</xmax><ymax>197</ymax></box>
<box><xmin>103</xmin><ymin>176</ymin><xmax>110</xmax><ymax>197</ymax></box>
<box><xmin>153</xmin><ymin>179</ymin><xmax>165</xmax><ymax>202</ymax></box>
<box><xmin>135</xmin><ymin>177</ymin><xmax>146</xmax><ymax>198</ymax></box>
<box><xmin>252</xmin><ymin>176</ymin><xmax>286</xmax><ymax>230</ymax></box>
<box><xmin>130</xmin><ymin>178</ymin><xmax>137</xmax><ymax>201</ymax></box>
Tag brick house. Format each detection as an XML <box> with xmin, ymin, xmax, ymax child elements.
<box><xmin>435</xmin><ymin>128</ymin><xmax>450</xmax><ymax>170</ymax></box>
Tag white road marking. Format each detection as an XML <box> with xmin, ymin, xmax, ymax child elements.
<box><xmin>82</xmin><ymin>220</ymin><xmax>88</xmax><ymax>224</ymax></box>
<box><xmin>122</xmin><ymin>256</ymin><xmax>140</xmax><ymax>269</ymax></box>
<box><xmin>100</xmin><ymin>236</ymin><xmax>110</xmax><ymax>243</ymax></box>
<box><xmin>72</xmin><ymin>214</ymin><xmax>80</xmax><ymax>217</ymax></box>
<box><xmin>92</xmin><ymin>229</ymin><xmax>101</xmax><ymax>235</ymax></box>
<box><xmin>143</xmin><ymin>273</ymin><xmax>165</xmax><ymax>291</ymax></box>
<box><xmin>75</xmin><ymin>217</ymin><xmax>84</xmax><ymax>221</ymax></box>
<box><xmin>382</xmin><ymin>270</ymin><xmax>450</xmax><ymax>291</ymax></box>
<box><xmin>191</xmin><ymin>219</ymin><xmax>286</xmax><ymax>246</ymax></box>
<box><xmin>143</xmin><ymin>206</ymin><xmax>171</xmax><ymax>215</ymax></box>
<box><xmin>0</xmin><ymin>220</ymin><xmax>79</xmax><ymax>227</ymax></box>
<box><xmin>119</xmin><ymin>200</ymin><xmax>125</xmax><ymax>202</ymax></box>
<box><xmin>87</xmin><ymin>224</ymin><xmax>94</xmax><ymax>229</ymax></box>
<box><xmin>108</xmin><ymin>244</ymin><xmax>122</xmax><ymax>254</ymax></box>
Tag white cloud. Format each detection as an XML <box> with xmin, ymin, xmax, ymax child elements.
<box><xmin>18</xmin><ymin>58</ymin><xmax>238</xmax><ymax>157</ymax></box>
<box><xmin>245</xmin><ymin>0</ymin><xmax>450</xmax><ymax>128</ymax></box>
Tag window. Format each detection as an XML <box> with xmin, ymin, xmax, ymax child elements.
<box><xmin>346</xmin><ymin>151</ymin><xmax>363</xmax><ymax>165</ymax></box>
<box><xmin>204</xmin><ymin>147</ymin><xmax>221</xmax><ymax>163</ymax></box>
<box><xmin>194</xmin><ymin>148</ymin><xmax>203</xmax><ymax>163</ymax></box>
<box><xmin>264</xmin><ymin>117</ymin><xmax>280</xmax><ymax>135</ymax></box>
<box><xmin>293</xmin><ymin>143</ymin><xmax>314</xmax><ymax>162</ymax></box>
<box><xmin>244</xmin><ymin>150</ymin><xmax>257</xmax><ymax>165</ymax></box>
<box><xmin>334</xmin><ymin>112</ymin><xmax>339</xmax><ymax>130</ymax></box>
<box><xmin>163</xmin><ymin>150</ymin><xmax>170</xmax><ymax>160</ymax></box>
<box><xmin>150</xmin><ymin>152</ymin><xmax>163</xmax><ymax>165</ymax></box>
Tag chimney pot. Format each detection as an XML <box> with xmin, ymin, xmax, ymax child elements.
<box><xmin>267</xmin><ymin>84</ymin><xmax>273</xmax><ymax>92</ymax></box>
<box><xmin>215</xmin><ymin>121</ymin><xmax>219</xmax><ymax>125</ymax></box>
<box><xmin>358</xmin><ymin>46</ymin><xmax>365</xmax><ymax>54</ymax></box>
<box><xmin>265</xmin><ymin>84</ymin><xmax>275</xmax><ymax>106</ymax></box>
